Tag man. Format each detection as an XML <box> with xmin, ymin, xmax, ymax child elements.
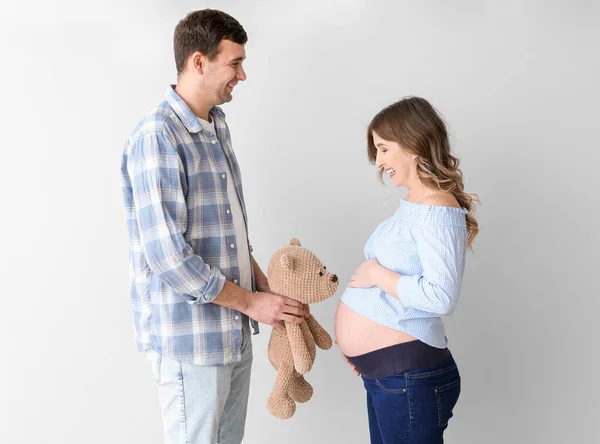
<box><xmin>120</xmin><ymin>9</ymin><xmax>307</xmax><ymax>444</ymax></box>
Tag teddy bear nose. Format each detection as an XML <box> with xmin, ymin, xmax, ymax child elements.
<box><xmin>330</xmin><ymin>274</ymin><xmax>338</xmax><ymax>283</ymax></box>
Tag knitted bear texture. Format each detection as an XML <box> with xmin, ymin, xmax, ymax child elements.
<box><xmin>266</xmin><ymin>238</ymin><xmax>339</xmax><ymax>419</ymax></box>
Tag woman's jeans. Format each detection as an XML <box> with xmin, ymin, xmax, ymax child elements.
<box><xmin>362</xmin><ymin>356</ymin><xmax>461</xmax><ymax>444</ymax></box>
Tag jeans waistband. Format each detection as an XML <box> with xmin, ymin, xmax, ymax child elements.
<box><xmin>346</xmin><ymin>340</ymin><xmax>451</xmax><ymax>378</ymax></box>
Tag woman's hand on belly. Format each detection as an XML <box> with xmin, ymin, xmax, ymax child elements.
<box><xmin>349</xmin><ymin>258</ymin><xmax>403</xmax><ymax>299</ymax></box>
<box><xmin>348</xmin><ymin>258</ymin><xmax>381</xmax><ymax>288</ymax></box>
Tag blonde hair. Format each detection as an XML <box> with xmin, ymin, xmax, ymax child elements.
<box><xmin>367</xmin><ymin>97</ymin><xmax>479</xmax><ymax>248</ymax></box>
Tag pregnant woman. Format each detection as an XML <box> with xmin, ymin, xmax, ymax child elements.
<box><xmin>334</xmin><ymin>97</ymin><xmax>479</xmax><ymax>443</ymax></box>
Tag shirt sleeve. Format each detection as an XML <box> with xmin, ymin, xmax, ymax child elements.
<box><xmin>127</xmin><ymin>132</ymin><xmax>226</xmax><ymax>304</ymax></box>
<box><xmin>396</xmin><ymin>225</ymin><xmax>467</xmax><ymax>315</ymax></box>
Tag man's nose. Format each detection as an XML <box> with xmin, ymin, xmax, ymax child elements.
<box><xmin>237</xmin><ymin>65</ymin><xmax>247</xmax><ymax>81</ymax></box>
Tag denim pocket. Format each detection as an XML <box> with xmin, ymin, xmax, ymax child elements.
<box><xmin>375</xmin><ymin>375</ymin><xmax>407</xmax><ymax>394</ymax></box>
<box><xmin>434</xmin><ymin>378</ymin><xmax>460</xmax><ymax>427</ymax></box>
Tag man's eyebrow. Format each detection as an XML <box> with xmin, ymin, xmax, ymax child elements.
<box><xmin>229</xmin><ymin>56</ymin><xmax>245</xmax><ymax>63</ymax></box>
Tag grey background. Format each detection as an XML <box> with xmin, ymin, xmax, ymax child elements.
<box><xmin>1</xmin><ymin>0</ymin><xmax>598</xmax><ymax>443</ymax></box>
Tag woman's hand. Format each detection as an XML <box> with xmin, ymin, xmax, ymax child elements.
<box><xmin>348</xmin><ymin>258</ymin><xmax>381</xmax><ymax>288</ymax></box>
<box><xmin>334</xmin><ymin>340</ymin><xmax>360</xmax><ymax>376</ymax></box>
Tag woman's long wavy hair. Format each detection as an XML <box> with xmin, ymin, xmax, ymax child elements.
<box><xmin>367</xmin><ymin>97</ymin><xmax>479</xmax><ymax>248</ymax></box>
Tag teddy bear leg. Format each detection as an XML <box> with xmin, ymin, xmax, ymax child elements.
<box><xmin>307</xmin><ymin>315</ymin><xmax>332</xmax><ymax>350</ymax></box>
<box><xmin>267</xmin><ymin>365</ymin><xmax>296</xmax><ymax>419</ymax></box>
<box><xmin>288</xmin><ymin>373</ymin><xmax>313</xmax><ymax>403</ymax></box>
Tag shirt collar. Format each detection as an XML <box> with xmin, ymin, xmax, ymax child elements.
<box><xmin>166</xmin><ymin>85</ymin><xmax>226</xmax><ymax>134</ymax></box>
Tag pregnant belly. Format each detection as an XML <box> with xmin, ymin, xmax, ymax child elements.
<box><xmin>334</xmin><ymin>300</ymin><xmax>416</xmax><ymax>357</ymax></box>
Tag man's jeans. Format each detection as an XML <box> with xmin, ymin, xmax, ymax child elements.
<box><xmin>146</xmin><ymin>322</ymin><xmax>253</xmax><ymax>444</ymax></box>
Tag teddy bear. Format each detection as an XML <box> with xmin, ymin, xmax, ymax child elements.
<box><xmin>266</xmin><ymin>238</ymin><xmax>339</xmax><ymax>419</ymax></box>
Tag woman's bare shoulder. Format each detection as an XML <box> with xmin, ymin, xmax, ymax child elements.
<box><xmin>421</xmin><ymin>192</ymin><xmax>461</xmax><ymax>208</ymax></box>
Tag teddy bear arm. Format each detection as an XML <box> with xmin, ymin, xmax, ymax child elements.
<box><xmin>306</xmin><ymin>315</ymin><xmax>333</xmax><ymax>350</ymax></box>
<box><xmin>286</xmin><ymin>322</ymin><xmax>313</xmax><ymax>374</ymax></box>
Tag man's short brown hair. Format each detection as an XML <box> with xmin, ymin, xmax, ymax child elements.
<box><xmin>173</xmin><ymin>9</ymin><xmax>247</xmax><ymax>75</ymax></box>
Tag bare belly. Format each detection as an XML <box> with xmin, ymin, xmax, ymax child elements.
<box><xmin>334</xmin><ymin>300</ymin><xmax>416</xmax><ymax>357</ymax></box>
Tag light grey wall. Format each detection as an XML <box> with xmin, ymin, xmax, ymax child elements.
<box><xmin>1</xmin><ymin>0</ymin><xmax>598</xmax><ymax>443</ymax></box>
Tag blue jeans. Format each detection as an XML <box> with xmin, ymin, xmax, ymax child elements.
<box><xmin>146</xmin><ymin>322</ymin><xmax>253</xmax><ymax>444</ymax></box>
<box><xmin>362</xmin><ymin>356</ymin><xmax>461</xmax><ymax>444</ymax></box>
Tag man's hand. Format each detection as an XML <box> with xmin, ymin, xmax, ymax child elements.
<box><xmin>253</xmin><ymin>275</ymin><xmax>310</xmax><ymax>320</ymax></box>
<box><xmin>246</xmin><ymin>292</ymin><xmax>306</xmax><ymax>332</ymax></box>
<box><xmin>303</xmin><ymin>303</ymin><xmax>310</xmax><ymax>319</ymax></box>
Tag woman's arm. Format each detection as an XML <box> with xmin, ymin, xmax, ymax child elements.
<box><xmin>349</xmin><ymin>225</ymin><xmax>466</xmax><ymax>315</ymax></box>
<box><xmin>348</xmin><ymin>258</ymin><xmax>403</xmax><ymax>300</ymax></box>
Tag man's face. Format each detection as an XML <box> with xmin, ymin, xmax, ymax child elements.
<box><xmin>203</xmin><ymin>39</ymin><xmax>247</xmax><ymax>105</ymax></box>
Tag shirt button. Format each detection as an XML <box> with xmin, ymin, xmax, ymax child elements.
<box><xmin>234</xmin><ymin>279</ymin><xmax>239</xmax><ymax>284</ymax></box>
<box><xmin>221</xmin><ymin>174</ymin><xmax>226</xmax><ymax>179</ymax></box>
<box><xmin>212</xmin><ymin>140</ymin><xmax>217</xmax><ymax>144</ymax></box>
<box><xmin>226</xmin><ymin>209</ymin><xmax>231</xmax><ymax>214</ymax></box>
<box><xmin>234</xmin><ymin>315</ymin><xmax>240</xmax><ymax>320</ymax></box>
<box><xmin>230</xmin><ymin>243</ymin><xmax>235</xmax><ymax>249</ymax></box>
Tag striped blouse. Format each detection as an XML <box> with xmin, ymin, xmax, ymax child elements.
<box><xmin>340</xmin><ymin>199</ymin><xmax>468</xmax><ymax>348</ymax></box>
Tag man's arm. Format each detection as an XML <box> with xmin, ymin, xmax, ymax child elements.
<box><xmin>248</xmin><ymin>254</ymin><xmax>310</xmax><ymax>322</ymax></box>
<box><xmin>128</xmin><ymin>133</ymin><xmax>226</xmax><ymax>304</ymax></box>
<box><xmin>213</xmin><ymin>281</ymin><xmax>305</xmax><ymax>332</ymax></box>
<box><xmin>128</xmin><ymin>133</ymin><xmax>306</xmax><ymax>330</ymax></box>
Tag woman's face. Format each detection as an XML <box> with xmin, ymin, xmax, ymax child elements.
<box><xmin>372</xmin><ymin>131</ymin><xmax>417</xmax><ymax>187</ymax></box>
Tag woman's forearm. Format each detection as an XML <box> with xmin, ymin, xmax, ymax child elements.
<box><xmin>371</xmin><ymin>264</ymin><xmax>403</xmax><ymax>300</ymax></box>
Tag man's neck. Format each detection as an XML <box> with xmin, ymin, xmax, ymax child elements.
<box><xmin>174</xmin><ymin>79</ymin><xmax>214</xmax><ymax>121</ymax></box>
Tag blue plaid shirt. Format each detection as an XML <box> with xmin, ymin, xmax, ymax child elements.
<box><xmin>121</xmin><ymin>86</ymin><xmax>258</xmax><ymax>365</ymax></box>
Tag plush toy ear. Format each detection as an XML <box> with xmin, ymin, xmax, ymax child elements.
<box><xmin>290</xmin><ymin>238</ymin><xmax>301</xmax><ymax>247</ymax></box>
<box><xmin>280</xmin><ymin>253</ymin><xmax>295</xmax><ymax>271</ymax></box>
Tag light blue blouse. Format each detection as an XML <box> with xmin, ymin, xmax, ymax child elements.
<box><xmin>340</xmin><ymin>199</ymin><xmax>468</xmax><ymax>349</ymax></box>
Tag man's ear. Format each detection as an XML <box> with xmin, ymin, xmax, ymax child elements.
<box><xmin>281</xmin><ymin>253</ymin><xmax>295</xmax><ymax>271</ymax></box>
<box><xmin>191</xmin><ymin>51</ymin><xmax>206</xmax><ymax>74</ymax></box>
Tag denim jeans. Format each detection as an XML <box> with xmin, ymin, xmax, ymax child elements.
<box><xmin>146</xmin><ymin>322</ymin><xmax>253</xmax><ymax>444</ymax></box>
<box><xmin>362</xmin><ymin>356</ymin><xmax>461</xmax><ymax>444</ymax></box>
